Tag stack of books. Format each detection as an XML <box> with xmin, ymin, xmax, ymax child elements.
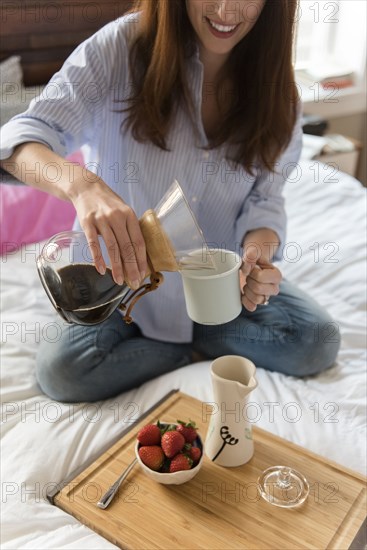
<box><xmin>297</xmin><ymin>63</ymin><xmax>355</xmax><ymax>90</ymax></box>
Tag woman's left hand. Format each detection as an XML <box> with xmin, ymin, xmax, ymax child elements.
<box><xmin>240</xmin><ymin>248</ymin><xmax>282</xmax><ymax>312</ymax></box>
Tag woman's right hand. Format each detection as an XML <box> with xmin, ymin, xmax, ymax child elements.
<box><xmin>1</xmin><ymin>142</ymin><xmax>147</xmax><ymax>288</ymax></box>
<box><xmin>70</xmin><ymin>174</ymin><xmax>148</xmax><ymax>289</ymax></box>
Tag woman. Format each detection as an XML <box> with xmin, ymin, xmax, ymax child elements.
<box><xmin>0</xmin><ymin>0</ymin><xmax>340</xmax><ymax>402</ymax></box>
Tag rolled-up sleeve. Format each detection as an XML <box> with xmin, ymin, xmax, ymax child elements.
<box><xmin>0</xmin><ymin>26</ymin><xmax>112</xmax><ymax>160</ymax></box>
<box><xmin>235</xmin><ymin>104</ymin><xmax>303</xmax><ymax>260</ymax></box>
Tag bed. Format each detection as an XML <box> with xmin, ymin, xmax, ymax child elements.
<box><xmin>1</xmin><ymin>155</ymin><xmax>366</xmax><ymax>548</ymax></box>
<box><xmin>1</xmin><ymin>4</ymin><xmax>366</xmax><ymax>548</ymax></box>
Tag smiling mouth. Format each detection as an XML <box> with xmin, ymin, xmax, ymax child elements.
<box><xmin>206</xmin><ymin>17</ymin><xmax>239</xmax><ymax>33</ymax></box>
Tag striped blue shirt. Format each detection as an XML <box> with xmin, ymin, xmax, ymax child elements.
<box><xmin>0</xmin><ymin>14</ymin><xmax>303</xmax><ymax>342</ymax></box>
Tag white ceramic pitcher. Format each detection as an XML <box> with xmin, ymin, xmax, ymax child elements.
<box><xmin>205</xmin><ymin>356</ymin><xmax>258</xmax><ymax>467</ymax></box>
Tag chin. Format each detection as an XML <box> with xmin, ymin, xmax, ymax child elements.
<box><xmin>202</xmin><ymin>39</ymin><xmax>238</xmax><ymax>57</ymax></box>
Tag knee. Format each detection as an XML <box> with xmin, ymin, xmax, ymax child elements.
<box><xmin>35</xmin><ymin>336</ymin><xmax>100</xmax><ymax>403</ymax></box>
<box><xmin>286</xmin><ymin>319</ymin><xmax>341</xmax><ymax>377</ymax></box>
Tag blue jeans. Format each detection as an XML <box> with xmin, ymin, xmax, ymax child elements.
<box><xmin>36</xmin><ymin>280</ymin><xmax>340</xmax><ymax>402</ymax></box>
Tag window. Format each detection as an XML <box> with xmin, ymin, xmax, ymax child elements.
<box><xmin>295</xmin><ymin>0</ymin><xmax>366</xmax><ymax>86</ymax></box>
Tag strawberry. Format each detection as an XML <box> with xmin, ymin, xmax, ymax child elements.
<box><xmin>137</xmin><ymin>424</ymin><xmax>161</xmax><ymax>446</ymax></box>
<box><xmin>161</xmin><ymin>431</ymin><xmax>185</xmax><ymax>458</ymax></box>
<box><xmin>176</xmin><ymin>419</ymin><xmax>198</xmax><ymax>444</ymax></box>
<box><xmin>188</xmin><ymin>446</ymin><xmax>201</xmax><ymax>464</ymax></box>
<box><xmin>138</xmin><ymin>445</ymin><xmax>164</xmax><ymax>471</ymax></box>
<box><xmin>169</xmin><ymin>453</ymin><xmax>193</xmax><ymax>473</ymax></box>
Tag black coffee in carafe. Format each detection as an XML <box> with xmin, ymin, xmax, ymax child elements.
<box><xmin>42</xmin><ymin>263</ymin><xmax>129</xmax><ymax>325</ymax></box>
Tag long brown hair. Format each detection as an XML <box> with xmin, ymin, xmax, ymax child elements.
<box><xmin>122</xmin><ymin>0</ymin><xmax>300</xmax><ymax>173</ymax></box>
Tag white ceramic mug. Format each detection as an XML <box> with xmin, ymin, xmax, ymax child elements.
<box><xmin>180</xmin><ymin>248</ymin><xmax>242</xmax><ymax>325</ymax></box>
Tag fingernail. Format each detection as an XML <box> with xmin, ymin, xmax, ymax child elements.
<box><xmin>131</xmin><ymin>279</ymin><xmax>140</xmax><ymax>290</ymax></box>
<box><xmin>116</xmin><ymin>275</ymin><xmax>124</xmax><ymax>286</ymax></box>
<box><xmin>140</xmin><ymin>271</ymin><xmax>146</xmax><ymax>281</ymax></box>
<box><xmin>98</xmin><ymin>264</ymin><xmax>106</xmax><ymax>275</ymax></box>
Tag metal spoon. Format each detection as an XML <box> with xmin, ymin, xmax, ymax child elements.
<box><xmin>97</xmin><ymin>457</ymin><xmax>138</xmax><ymax>509</ymax></box>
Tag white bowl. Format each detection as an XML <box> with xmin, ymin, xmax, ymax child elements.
<box><xmin>135</xmin><ymin>425</ymin><xmax>204</xmax><ymax>485</ymax></box>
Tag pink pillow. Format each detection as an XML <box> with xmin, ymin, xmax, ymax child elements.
<box><xmin>0</xmin><ymin>151</ymin><xmax>81</xmax><ymax>255</ymax></box>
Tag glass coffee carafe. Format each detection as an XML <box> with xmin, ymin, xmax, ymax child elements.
<box><xmin>37</xmin><ymin>180</ymin><xmax>215</xmax><ymax>326</ymax></box>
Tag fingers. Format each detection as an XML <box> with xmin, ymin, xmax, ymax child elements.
<box><xmin>125</xmin><ymin>212</ymin><xmax>148</xmax><ymax>281</ymax></box>
<box><xmin>241</xmin><ymin>292</ymin><xmax>258</xmax><ymax>312</ymax></box>
<box><xmin>239</xmin><ymin>269</ymin><xmax>247</xmax><ymax>291</ymax></box>
<box><xmin>83</xmin><ymin>222</ymin><xmax>126</xmax><ymax>285</ymax></box>
<box><xmin>97</xmin><ymin>224</ymin><xmax>126</xmax><ymax>286</ymax></box>
<box><xmin>83</xmin><ymin>226</ymin><xmax>107</xmax><ymax>277</ymax></box>
<box><xmin>73</xmin><ymin>178</ymin><xmax>148</xmax><ymax>288</ymax></box>
<box><xmin>241</xmin><ymin>285</ymin><xmax>273</xmax><ymax>312</ymax></box>
<box><xmin>241</xmin><ymin>244</ymin><xmax>258</xmax><ymax>278</ymax></box>
<box><xmin>240</xmin><ymin>263</ymin><xmax>282</xmax><ymax>312</ymax></box>
<box><xmin>248</xmin><ymin>264</ymin><xmax>282</xmax><ymax>285</ymax></box>
<box><xmin>113</xmin><ymin>217</ymin><xmax>147</xmax><ymax>289</ymax></box>
<box><xmin>80</xmin><ymin>206</ymin><xmax>147</xmax><ymax>289</ymax></box>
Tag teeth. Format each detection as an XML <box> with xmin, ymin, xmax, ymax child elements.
<box><xmin>208</xmin><ymin>19</ymin><xmax>237</xmax><ymax>33</ymax></box>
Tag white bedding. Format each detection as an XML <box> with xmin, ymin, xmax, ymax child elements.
<box><xmin>1</xmin><ymin>159</ymin><xmax>366</xmax><ymax>549</ymax></box>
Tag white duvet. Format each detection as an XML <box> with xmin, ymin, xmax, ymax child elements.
<box><xmin>1</xmin><ymin>160</ymin><xmax>366</xmax><ymax>549</ymax></box>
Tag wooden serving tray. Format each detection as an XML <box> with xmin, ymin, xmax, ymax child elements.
<box><xmin>50</xmin><ymin>391</ymin><xmax>366</xmax><ymax>549</ymax></box>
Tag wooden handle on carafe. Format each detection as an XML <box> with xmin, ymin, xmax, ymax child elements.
<box><xmin>139</xmin><ymin>209</ymin><xmax>179</xmax><ymax>278</ymax></box>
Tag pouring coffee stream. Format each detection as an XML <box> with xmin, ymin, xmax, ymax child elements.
<box><xmin>37</xmin><ymin>181</ymin><xmax>216</xmax><ymax>326</ymax></box>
